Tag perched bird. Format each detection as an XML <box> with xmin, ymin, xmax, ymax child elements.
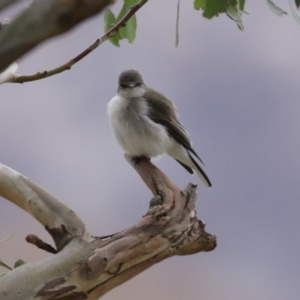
<box><xmin>107</xmin><ymin>69</ymin><xmax>212</xmax><ymax>188</ymax></box>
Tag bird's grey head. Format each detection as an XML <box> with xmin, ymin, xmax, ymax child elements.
<box><xmin>118</xmin><ymin>70</ymin><xmax>144</xmax><ymax>91</ymax></box>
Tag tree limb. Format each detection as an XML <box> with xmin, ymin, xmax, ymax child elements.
<box><xmin>0</xmin><ymin>163</ymin><xmax>90</xmax><ymax>250</ymax></box>
<box><xmin>0</xmin><ymin>0</ymin><xmax>115</xmax><ymax>72</ymax></box>
<box><xmin>0</xmin><ymin>156</ymin><xmax>216</xmax><ymax>300</ymax></box>
<box><xmin>10</xmin><ymin>0</ymin><xmax>148</xmax><ymax>83</ymax></box>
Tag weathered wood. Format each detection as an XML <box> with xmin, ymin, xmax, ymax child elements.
<box><xmin>0</xmin><ymin>156</ymin><xmax>216</xmax><ymax>300</ymax></box>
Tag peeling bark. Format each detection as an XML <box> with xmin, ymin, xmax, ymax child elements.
<box><xmin>0</xmin><ymin>155</ymin><xmax>216</xmax><ymax>300</ymax></box>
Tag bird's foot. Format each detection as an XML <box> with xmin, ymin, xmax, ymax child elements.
<box><xmin>131</xmin><ymin>155</ymin><xmax>150</xmax><ymax>166</ymax></box>
<box><xmin>150</xmin><ymin>195</ymin><xmax>163</xmax><ymax>207</ymax></box>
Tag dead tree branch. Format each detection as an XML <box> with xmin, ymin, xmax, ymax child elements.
<box><xmin>0</xmin><ymin>156</ymin><xmax>216</xmax><ymax>300</ymax></box>
<box><xmin>0</xmin><ymin>163</ymin><xmax>90</xmax><ymax>251</ymax></box>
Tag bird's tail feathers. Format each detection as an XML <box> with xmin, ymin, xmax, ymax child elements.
<box><xmin>175</xmin><ymin>159</ymin><xmax>194</xmax><ymax>174</ymax></box>
<box><xmin>188</xmin><ymin>153</ymin><xmax>212</xmax><ymax>188</ymax></box>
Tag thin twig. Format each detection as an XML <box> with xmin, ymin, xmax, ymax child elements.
<box><xmin>0</xmin><ymin>234</ymin><xmax>13</xmax><ymax>244</ymax></box>
<box><xmin>13</xmin><ymin>0</ymin><xmax>148</xmax><ymax>84</ymax></box>
<box><xmin>26</xmin><ymin>234</ymin><xmax>57</xmax><ymax>254</ymax></box>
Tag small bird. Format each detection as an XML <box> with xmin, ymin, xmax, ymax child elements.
<box><xmin>107</xmin><ymin>69</ymin><xmax>212</xmax><ymax>188</ymax></box>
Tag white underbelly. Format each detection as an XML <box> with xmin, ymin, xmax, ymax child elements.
<box><xmin>111</xmin><ymin>115</ymin><xmax>170</xmax><ymax>157</ymax></box>
<box><xmin>108</xmin><ymin>96</ymin><xmax>171</xmax><ymax>157</ymax></box>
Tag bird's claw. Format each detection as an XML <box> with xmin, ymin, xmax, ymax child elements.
<box><xmin>150</xmin><ymin>195</ymin><xmax>163</xmax><ymax>207</ymax></box>
<box><xmin>131</xmin><ymin>155</ymin><xmax>150</xmax><ymax>166</ymax></box>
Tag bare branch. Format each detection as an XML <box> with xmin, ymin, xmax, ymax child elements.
<box><xmin>0</xmin><ymin>0</ymin><xmax>115</xmax><ymax>72</ymax></box>
<box><xmin>125</xmin><ymin>154</ymin><xmax>180</xmax><ymax>196</ymax></box>
<box><xmin>0</xmin><ymin>157</ymin><xmax>216</xmax><ymax>300</ymax></box>
<box><xmin>26</xmin><ymin>234</ymin><xmax>57</xmax><ymax>254</ymax></box>
<box><xmin>0</xmin><ymin>235</ymin><xmax>13</xmax><ymax>243</ymax></box>
<box><xmin>0</xmin><ymin>163</ymin><xmax>90</xmax><ymax>250</ymax></box>
<box><xmin>11</xmin><ymin>0</ymin><xmax>148</xmax><ymax>83</ymax></box>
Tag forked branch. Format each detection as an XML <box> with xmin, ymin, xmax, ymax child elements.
<box><xmin>0</xmin><ymin>156</ymin><xmax>216</xmax><ymax>300</ymax></box>
<box><xmin>0</xmin><ymin>0</ymin><xmax>148</xmax><ymax>82</ymax></box>
<box><xmin>12</xmin><ymin>0</ymin><xmax>148</xmax><ymax>83</ymax></box>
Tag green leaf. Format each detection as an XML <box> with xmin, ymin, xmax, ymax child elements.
<box><xmin>108</xmin><ymin>30</ymin><xmax>121</xmax><ymax>47</ymax></box>
<box><xmin>116</xmin><ymin>3</ymin><xmax>130</xmax><ymax>22</ymax></box>
<box><xmin>117</xmin><ymin>3</ymin><xmax>137</xmax><ymax>43</ymax></box>
<box><xmin>104</xmin><ymin>2</ymin><xmax>138</xmax><ymax>46</ymax></box>
<box><xmin>289</xmin><ymin>0</ymin><xmax>300</xmax><ymax>23</ymax></box>
<box><xmin>109</xmin><ymin>32</ymin><xmax>121</xmax><ymax>47</ymax></box>
<box><xmin>239</xmin><ymin>0</ymin><xmax>246</xmax><ymax>11</ymax></box>
<box><xmin>194</xmin><ymin>0</ymin><xmax>245</xmax><ymax>30</ymax></box>
<box><xmin>194</xmin><ymin>0</ymin><xmax>243</xmax><ymax>19</ymax></box>
<box><xmin>14</xmin><ymin>259</ymin><xmax>26</xmax><ymax>268</ymax></box>
<box><xmin>0</xmin><ymin>259</ymin><xmax>12</xmax><ymax>270</ymax></box>
<box><xmin>117</xmin><ymin>3</ymin><xmax>131</xmax><ymax>39</ymax></box>
<box><xmin>104</xmin><ymin>9</ymin><xmax>121</xmax><ymax>47</ymax></box>
<box><xmin>296</xmin><ymin>0</ymin><xmax>300</xmax><ymax>9</ymax></box>
<box><xmin>126</xmin><ymin>15</ymin><xmax>137</xmax><ymax>43</ymax></box>
<box><xmin>226</xmin><ymin>5</ymin><xmax>244</xmax><ymax>30</ymax></box>
<box><xmin>194</xmin><ymin>0</ymin><xmax>206</xmax><ymax>10</ymax></box>
<box><xmin>265</xmin><ymin>0</ymin><xmax>287</xmax><ymax>16</ymax></box>
<box><xmin>203</xmin><ymin>0</ymin><xmax>228</xmax><ymax>19</ymax></box>
<box><xmin>104</xmin><ymin>8</ymin><xmax>116</xmax><ymax>31</ymax></box>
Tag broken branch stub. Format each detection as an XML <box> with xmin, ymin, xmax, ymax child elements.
<box><xmin>0</xmin><ymin>157</ymin><xmax>216</xmax><ymax>300</ymax></box>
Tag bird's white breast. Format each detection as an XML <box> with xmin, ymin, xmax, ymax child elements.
<box><xmin>107</xmin><ymin>95</ymin><xmax>171</xmax><ymax>157</ymax></box>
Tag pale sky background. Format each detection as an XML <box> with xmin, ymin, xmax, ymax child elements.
<box><xmin>1</xmin><ymin>1</ymin><xmax>300</xmax><ymax>299</ymax></box>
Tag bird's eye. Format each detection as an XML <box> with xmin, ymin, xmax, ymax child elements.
<box><xmin>136</xmin><ymin>82</ymin><xmax>142</xmax><ymax>86</ymax></box>
<box><xmin>120</xmin><ymin>84</ymin><xmax>127</xmax><ymax>88</ymax></box>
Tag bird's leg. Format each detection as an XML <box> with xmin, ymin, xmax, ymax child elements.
<box><xmin>149</xmin><ymin>195</ymin><xmax>163</xmax><ymax>207</ymax></box>
<box><xmin>131</xmin><ymin>155</ymin><xmax>150</xmax><ymax>166</ymax></box>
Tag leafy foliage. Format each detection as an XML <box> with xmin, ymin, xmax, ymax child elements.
<box><xmin>104</xmin><ymin>9</ymin><xmax>120</xmax><ymax>47</ymax></box>
<box><xmin>265</xmin><ymin>0</ymin><xmax>300</xmax><ymax>25</ymax></box>
<box><xmin>194</xmin><ymin>0</ymin><xmax>246</xmax><ymax>30</ymax></box>
<box><xmin>104</xmin><ymin>0</ymin><xmax>300</xmax><ymax>48</ymax></box>
<box><xmin>265</xmin><ymin>0</ymin><xmax>287</xmax><ymax>16</ymax></box>
<box><xmin>0</xmin><ymin>259</ymin><xmax>26</xmax><ymax>271</ymax></box>
<box><xmin>104</xmin><ymin>0</ymin><xmax>139</xmax><ymax>46</ymax></box>
<box><xmin>290</xmin><ymin>0</ymin><xmax>300</xmax><ymax>24</ymax></box>
<box><xmin>14</xmin><ymin>259</ymin><xmax>26</xmax><ymax>268</ymax></box>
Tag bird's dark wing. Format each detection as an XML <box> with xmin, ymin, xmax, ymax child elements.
<box><xmin>143</xmin><ymin>88</ymin><xmax>204</xmax><ymax>164</ymax></box>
